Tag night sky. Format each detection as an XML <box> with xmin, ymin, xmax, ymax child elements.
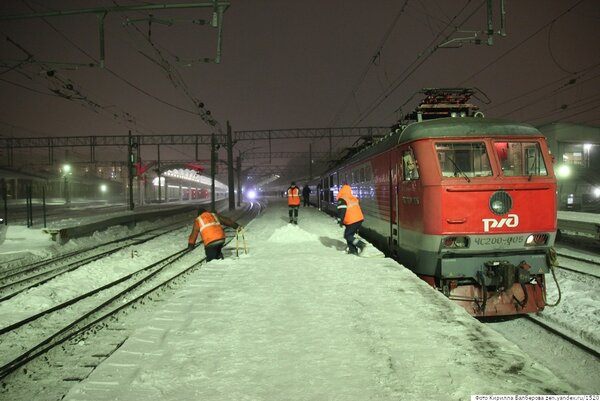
<box><xmin>1</xmin><ymin>1</ymin><xmax>599</xmax><ymax>178</ymax></box>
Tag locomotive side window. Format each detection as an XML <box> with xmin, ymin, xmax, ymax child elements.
<box><xmin>435</xmin><ymin>142</ymin><xmax>492</xmax><ymax>178</ymax></box>
<box><xmin>329</xmin><ymin>173</ymin><xmax>337</xmax><ymax>201</ymax></box>
<box><xmin>402</xmin><ymin>151</ymin><xmax>419</xmax><ymax>180</ymax></box>
<box><xmin>496</xmin><ymin>142</ymin><xmax>548</xmax><ymax>176</ymax></box>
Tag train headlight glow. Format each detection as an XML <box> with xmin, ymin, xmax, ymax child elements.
<box><xmin>593</xmin><ymin>187</ymin><xmax>600</xmax><ymax>198</ymax></box>
<box><xmin>247</xmin><ymin>189</ymin><xmax>257</xmax><ymax>200</ymax></box>
<box><xmin>525</xmin><ymin>234</ymin><xmax>548</xmax><ymax>246</ymax></box>
<box><xmin>556</xmin><ymin>164</ymin><xmax>571</xmax><ymax>178</ymax></box>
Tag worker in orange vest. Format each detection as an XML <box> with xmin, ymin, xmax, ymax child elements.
<box><xmin>287</xmin><ymin>181</ymin><xmax>301</xmax><ymax>224</ymax></box>
<box><xmin>336</xmin><ymin>184</ymin><xmax>366</xmax><ymax>255</ymax></box>
<box><xmin>188</xmin><ymin>207</ymin><xmax>241</xmax><ymax>261</ymax></box>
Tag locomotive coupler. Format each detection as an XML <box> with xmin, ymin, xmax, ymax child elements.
<box><xmin>481</xmin><ymin>260</ymin><xmax>516</xmax><ymax>290</ymax></box>
<box><xmin>480</xmin><ymin>260</ymin><xmax>533</xmax><ymax>290</ymax></box>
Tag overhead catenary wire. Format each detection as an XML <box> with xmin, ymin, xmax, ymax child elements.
<box><xmin>524</xmin><ymin>97</ymin><xmax>600</xmax><ymax>125</ymax></box>
<box><xmin>373</xmin><ymin>0</ymin><xmax>595</xmax><ymax>127</ymax></box>
<box><xmin>458</xmin><ymin>0</ymin><xmax>586</xmax><ymax>86</ymax></box>
<box><xmin>114</xmin><ymin>0</ymin><xmax>223</xmax><ymax>132</ymax></box>
<box><xmin>328</xmin><ymin>0</ymin><xmax>409</xmax><ymax>128</ymax></box>
<box><xmin>326</xmin><ymin>1</ymin><xmax>480</xmax><ymax>158</ymax></box>
<box><xmin>11</xmin><ymin>1</ymin><xmax>205</xmax><ymax>121</ymax></box>
<box><xmin>120</xmin><ymin>15</ymin><xmax>222</xmax><ymax>134</ymax></box>
<box><xmin>356</xmin><ymin>0</ymin><xmax>484</xmax><ymax>128</ymax></box>
<box><xmin>483</xmin><ymin>65</ymin><xmax>600</xmax><ymax>115</ymax></box>
<box><xmin>0</xmin><ymin>27</ymin><xmax>150</xmax><ymax>135</ymax></box>
<box><xmin>547</xmin><ymin>21</ymin><xmax>576</xmax><ymax>75</ymax></box>
<box><xmin>495</xmin><ymin>68</ymin><xmax>600</xmax><ymax>119</ymax></box>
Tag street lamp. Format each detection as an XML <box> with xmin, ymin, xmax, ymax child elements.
<box><xmin>62</xmin><ymin>164</ymin><xmax>72</xmax><ymax>205</ymax></box>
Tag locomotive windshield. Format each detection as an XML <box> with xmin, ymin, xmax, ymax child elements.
<box><xmin>494</xmin><ymin>141</ymin><xmax>548</xmax><ymax>176</ymax></box>
<box><xmin>436</xmin><ymin>142</ymin><xmax>492</xmax><ymax>178</ymax></box>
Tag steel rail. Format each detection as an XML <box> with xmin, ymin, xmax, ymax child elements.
<box><xmin>0</xmin><ymin>218</ymin><xmax>189</xmax><ymax>281</ymax></box>
<box><xmin>0</xmin><ymin>223</ymin><xmax>188</xmax><ymax>301</ymax></box>
<box><xmin>0</xmin><ymin>202</ymin><xmax>262</xmax><ymax>380</ymax></box>
<box><xmin>0</xmin><ymin>248</ymin><xmax>194</xmax><ymax>380</ymax></box>
<box><xmin>555</xmin><ymin>252</ymin><xmax>600</xmax><ymax>279</ymax></box>
<box><xmin>524</xmin><ymin>315</ymin><xmax>600</xmax><ymax>360</ymax></box>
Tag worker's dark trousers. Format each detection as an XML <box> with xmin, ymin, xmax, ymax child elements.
<box><xmin>288</xmin><ymin>206</ymin><xmax>299</xmax><ymax>223</ymax></box>
<box><xmin>344</xmin><ymin>221</ymin><xmax>363</xmax><ymax>254</ymax></box>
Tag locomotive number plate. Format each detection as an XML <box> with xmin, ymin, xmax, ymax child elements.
<box><xmin>473</xmin><ymin>236</ymin><xmax>524</xmax><ymax>246</ymax></box>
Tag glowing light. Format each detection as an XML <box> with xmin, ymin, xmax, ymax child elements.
<box><xmin>247</xmin><ymin>189</ymin><xmax>257</xmax><ymax>200</ymax></box>
<box><xmin>100</xmin><ymin>184</ymin><xmax>107</xmax><ymax>193</ymax></box>
<box><xmin>556</xmin><ymin>164</ymin><xmax>571</xmax><ymax>178</ymax></box>
<box><xmin>593</xmin><ymin>187</ymin><xmax>600</xmax><ymax>198</ymax></box>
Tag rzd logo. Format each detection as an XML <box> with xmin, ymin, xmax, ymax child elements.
<box><xmin>482</xmin><ymin>214</ymin><xmax>519</xmax><ymax>232</ymax></box>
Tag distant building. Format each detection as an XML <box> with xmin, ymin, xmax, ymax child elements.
<box><xmin>538</xmin><ymin>122</ymin><xmax>600</xmax><ymax>169</ymax></box>
<box><xmin>537</xmin><ymin>122</ymin><xmax>600</xmax><ymax>212</ymax></box>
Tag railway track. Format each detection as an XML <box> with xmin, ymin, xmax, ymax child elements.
<box><xmin>524</xmin><ymin>315</ymin><xmax>600</xmax><ymax>360</ymax></box>
<box><xmin>0</xmin><ymin>220</ymin><xmax>190</xmax><ymax>302</ymax></box>
<box><xmin>555</xmin><ymin>251</ymin><xmax>600</xmax><ymax>279</ymax></box>
<box><xmin>487</xmin><ymin>312</ymin><xmax>600</xmax><ymax>392</ymax></box>
<box><xmin>0</xmin><ymin>244</ymin><xmax>203</xmax><ymax>380</ymax></box>
<box><xmin>0</xmin><ymin>202</ymin><xmax>263</xmax><ymax>385</ymax></box>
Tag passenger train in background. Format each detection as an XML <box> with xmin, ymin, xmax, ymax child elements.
<box><xmin>314</xmin><ymin>88</ymin><xmax>557</xmax><ymax>317</ymax></box>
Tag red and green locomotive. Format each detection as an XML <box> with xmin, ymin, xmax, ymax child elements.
<box><xmin>316</xmin><ymin>89</ymin><xmax>556</xmax><ymax>317</ymax></box>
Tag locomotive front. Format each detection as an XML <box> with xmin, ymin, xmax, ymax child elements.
<box><xmin>412</xmin><ymin>119</ymin><xmax>557</xmax><ymax>317</ymax></box>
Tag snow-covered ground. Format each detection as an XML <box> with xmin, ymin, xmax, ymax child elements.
<box><xmin>0</xmin><ymin>200</ymin><xmax>598</xmax><ymax>400</ymax></box>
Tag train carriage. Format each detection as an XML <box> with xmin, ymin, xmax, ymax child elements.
<box><xmin>315</xmin><ymin>89</ymin><xmax>557</xmax><ymax>317</ymax></box>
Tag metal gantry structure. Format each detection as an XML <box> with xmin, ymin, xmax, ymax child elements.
<box><xmin>0</xmin><ymin>126</ymin><xmax>391</xmax><ymax>210</ymax></box>
<box><xmin>0</xmin><ymin>2</ymin><xmax>231</xmax><ymax>68</ymax></box>
<box><xmin>0</xmin><ymin>3</ymin><xmax>397</xmax><ymax>208</ymax></box>
<box><xmin>0</xmin><ymin>126</ymin><xmax>390</xmax><ymax>167</ymax></box>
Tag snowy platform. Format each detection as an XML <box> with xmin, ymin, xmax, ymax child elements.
<box><xmin>42</xmin><ymin>204</ymin><xmax>200</xmax><ymax>244</ymax></box>
<box><xmin>62</xmin><ymin>202</ymin><xmax>573</xmax><ymax>401</ymax></box>
<box><xmin>557</xmin><ymin>211</ymin><xmax>600</xmax><ymax>240</ymax></box>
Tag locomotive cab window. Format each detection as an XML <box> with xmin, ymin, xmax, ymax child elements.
<box><xmin>495</xmin><ymin>141</ymin><xmax>548</xmax><ymax>177</ymax></box>
<box><xmin>436</xmin><ymin>142</ymin><xmax>492</xmax><ymax>178</ymax></box>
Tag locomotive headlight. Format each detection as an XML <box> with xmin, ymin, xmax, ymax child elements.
<box><xmin>491</xmin><ymin>200</ymin><xmax>505</xmax><ymax>214</ymax></box>
<box><xmin>525</xmin><ymin>234</ymin><xmax>548</xmax><ymax>246</ymax></box>
<box><xmin>442</xmin><ymin>236</ymin><xmax>469</xmax><ymax>248</ymax></box>
<box><xmin>454</xmin><ymin>236</ymin><xmax>468</xmax><ymax>247</ymax></box>
<box><xmin>489</xmin><ymin>191</ymin><xmax>512</xmax><ymax>215</ymax></box>
<box><xmin>593</xmin><ymin>187</ymin><xmax>600</xmax><ymax>198</ymax></box>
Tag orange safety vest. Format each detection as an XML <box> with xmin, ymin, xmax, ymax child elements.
<box><xmin>288</xmin><ymin>186</ymin><xmax>301</xmax><ymax>206</ymax></box>
<box><xmin>336</xmin><ymin>184</ymin><xmax>364</xmax><ymax>225</ymax></box>
<box><xmin>188</xmin><ymin>212</ymin><xmax>225</xmax><ymax>246</ymax></box>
